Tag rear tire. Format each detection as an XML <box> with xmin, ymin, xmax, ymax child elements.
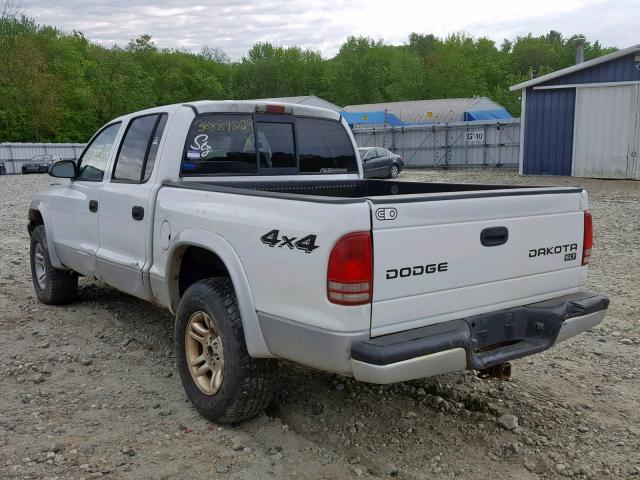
<box><xmin>389</xmin><ymin>163</ymin><xmax>399</xmax><ymax>178</ymax></box>
<box><xmin>22</xmin><ymin>167</ymin><xmax>27</xmax><ymax>174</ymax></box>
<box><xmin>175</xmin><ymin>278</ymin><xmax>276</xmax><ymax>424</ymax></box>
<box><xmin>30</xmin><ymin>225</ymin><xmax>78</xmax><ymax>304</ymax></box>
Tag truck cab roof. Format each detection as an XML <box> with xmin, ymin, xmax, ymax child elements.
<box><xmin>110</xmin><ymin>100</ymin><xmax>341</xmax><ymax>124</ymax></box>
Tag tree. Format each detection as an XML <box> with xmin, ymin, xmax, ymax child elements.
<box><xmin>325</xmin><ymin>36</ymin><xmax>391</xmax><ymax>105</ymax></box>
<box><xmin>1</xmin><ymin>0</ymin><xmax>21</xmax><ymax>19</ymax></box>
<box><xmin>0</xmin><ymin>13</ymin><xmax>620</xmax><ymax>141</ymax></box>
<box><xmin>200</xmin><ymin>46</ymin><xmax>230</xmax><ymax>64</ymax></box>
<box><xmin>126</xmin><ymin>34</ymin><xmax>156</xmax><ymax>52</ymax></box>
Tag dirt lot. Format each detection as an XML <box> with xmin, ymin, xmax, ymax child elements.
<box><xmin>1</xmin><ymin>170</ymin><xmax>638</xmax><ymax>480</ymax></box>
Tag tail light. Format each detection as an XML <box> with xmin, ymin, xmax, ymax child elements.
<box><xmin>327</xmin><ymin>232</ymin><xmax>372</xmax><ymax>305</ymax></box>
<box><xmin>582</xmin><ymin>211</ymin><xmax>593</xmax><ymax>265</ymax></box>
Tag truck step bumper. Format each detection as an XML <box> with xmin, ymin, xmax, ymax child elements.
<box><xmin>350</xmin><ymin>291</ymin><xmax>608</xmax><ymax>384</ymax></box>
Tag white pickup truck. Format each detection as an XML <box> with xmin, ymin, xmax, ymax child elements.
<box><xmin>29</xmin><ymin>101</ymin><xmax>609</xmax><ymax>423</ymax></box>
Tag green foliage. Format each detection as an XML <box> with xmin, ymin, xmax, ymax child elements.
<box><xmin>0</xmin><ymin>14</ymin><xmax>618</xmax><ymax>142</ymax></box>
<box><xmin>233</xmin><ymin>43</ymin><xmax>326</xmax><ymax>99</ymax></box>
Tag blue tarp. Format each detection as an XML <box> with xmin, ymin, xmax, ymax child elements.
<box><xmin>463</xmin><ymin>109</ymin><xmax>512</xmax><ymax>121</ymax></box>
<box><xmin>342</xmin><ymin>111</ymin><xmax>404</xmax><ymax>126</ymax></box>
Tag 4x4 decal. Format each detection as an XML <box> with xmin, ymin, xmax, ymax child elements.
<box><xmin>260</xmin><ymin>229</ymin><xmax>319</xmax><ymax>253</ymax></box>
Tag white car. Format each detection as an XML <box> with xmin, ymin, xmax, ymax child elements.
<box><xmin>28</xmin><ymin>101</ymin><xmax>608</xmax><ymax>423</ymax></box>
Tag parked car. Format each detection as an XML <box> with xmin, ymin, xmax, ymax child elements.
<box><xmin>28</xmin><ymin>101</ymin><xmax>608</xmax><ymax>424</ymax></box>
<box><xmin>358</xmin><ymin>147</ymin><xmax>404</xmax><ymax>178</ymax></box>
<box><xmin>22</xmin><ymin>154</ymin><xmax>60</xmax><ymax>174</ymax></box>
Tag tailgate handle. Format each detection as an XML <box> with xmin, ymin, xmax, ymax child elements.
<box><xmin>480</xmin><ymin>226</ymin><xmax>509</xmax><ymax>247</ymax></box>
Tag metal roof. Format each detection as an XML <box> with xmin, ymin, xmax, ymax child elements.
<box><xmin>510</xmin><ymin>44</ymin><xmax>640</xmax><ymax>91</ymax></box>
<box><xmin>344</xmin><ymin>97</ymin><xmax>507</xmax><ymax>124</ymax></box>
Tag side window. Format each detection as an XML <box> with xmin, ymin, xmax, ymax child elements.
<box><xmin>143</xmin><ymin>115</ymin><xmax>167</xmax><ymax>182</ymax></box>
<box><xmin>255</xmin><ymin>122</ymin><xmax>296</xmax><ymax>170</ymax></box>
<box><xmin>113</xmin><ymin>114</ymin><xmax>166</xmax><ymax>183</ymax></box>
<box><xmin>297</xmin><ymin>118</ymin><xmax>358</xmax><ymax>174</ymax></box>
<box><xmin>77</xmin><ymin>123</ymin><xmax>121</xmax><ymax>181</ymax></box>
<box><xmin>182</xmin><ymin>114</ymin><xmax>256</xmax><ymax>176</ymax></box>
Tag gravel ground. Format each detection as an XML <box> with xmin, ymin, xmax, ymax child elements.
<box><xmin>0</xmin><ymin>170</ymin><xmax>638</xmax><ymax>480</ymax></box>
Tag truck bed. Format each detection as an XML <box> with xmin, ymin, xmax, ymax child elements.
<box><xmin>161</xmin><ymin>178</ymin><xmax>588</xmax><ymax>338</ymax></box>
<box><xmin>165</xmin><ymin>179</ymin><xmax>583</xmax><ymax>203</ymax></box>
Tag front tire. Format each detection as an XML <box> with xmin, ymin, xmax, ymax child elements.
<box><xmin>175</xmin><ymin>278</ymin><xmax>276</xmax><ymax>424</ymax></box>
<box><xmin>30</xmin><ymin>225</ymin><xmax>78</xmax><ymax>304</ymax></box>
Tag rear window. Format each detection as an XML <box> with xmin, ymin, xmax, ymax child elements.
<box><xmin>181</xmin><ymin>114</ymin><xmax>357</xmax><ymax>176</ymax></box>
<box><xmin>256</xmin><ymin>122</ymin><xmax>296</xmax><ymax>169</ymax></box>
<box><xmin>297</xmin><ymin>118</ymin><xmax>358</xmax><ymax>174</ymax></box>
<box><xmin>182</xmin><ymin>115</ymin><xmax>256</xmax><ymax>175</ymax></box>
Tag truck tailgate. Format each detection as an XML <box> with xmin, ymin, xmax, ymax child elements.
<box><xmin>370</xmin><ymin>188</ymin><xmax>588</xmax><ymax>336</ymax></box>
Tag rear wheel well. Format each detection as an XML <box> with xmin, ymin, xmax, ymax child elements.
<box><xmin>28</xmin><ymin>209</ymin><xmax>44</xmax><ymax>234</ymax></box>
<box><xmin>178</xmin><ymin>247</ymin><xmax>230</xmax><ymax>299</ymax></box>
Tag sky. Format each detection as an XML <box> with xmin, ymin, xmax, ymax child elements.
<box><xmin>20</xmin><ymin>0</ymin><xmax>640</xmax><ymax>59</ymax></box>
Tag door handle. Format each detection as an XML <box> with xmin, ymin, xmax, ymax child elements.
<box><xmin>131</xmin><ymin>206</ymin><xmax>144</xmax><ymax>221</ymax></box>
<box><xmin>89</xmin><ymin>200</ymin><xmax>98</xmax><ymax>213</ymax></box>
<box><xmin>480</xmin><ymin>226</ymin><xmax>509</xmax><ymax>247</ymax></box>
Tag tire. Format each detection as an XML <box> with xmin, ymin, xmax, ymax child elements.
<box><xmin>389</xmin><ymin>163</ymin><xmax>399</xmax><ymax>178</ymax></box>
<box><xmin>22</xmin><ymin>167</ymin><xmax>27</xmax><ymax>174</ymax></box>
<box><xmin>30</xmin><ymin>225</ymin><xmax>78</xmax><ymax>305</ymax></box>
<box><xmin>175</xmin><ymin>278</ymin><xmax>277</xmax><ymax>424</ymax></box>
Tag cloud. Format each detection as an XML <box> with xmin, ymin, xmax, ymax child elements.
<box><xmin>20</xmin><ymin>0</ymin><xmax>638</xmax><ymax>59</ymax></box>
<box><xmin>465</xmin><ymin>0</ymin><xmax>640</xmax><ymax>49</ymax></box>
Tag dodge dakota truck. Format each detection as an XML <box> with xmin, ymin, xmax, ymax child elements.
<box><xmin>28</xmin><ymin>101</ymin><xmax>609</xmax><ymax>423</ymax></box>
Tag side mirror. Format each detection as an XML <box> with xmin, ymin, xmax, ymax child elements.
<box><xmin>49</xmin><ymin>160</ymin><xmax>77</xmax><ymax>179</ymax></box>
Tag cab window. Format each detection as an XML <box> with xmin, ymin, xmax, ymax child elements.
<box><xmin>296</xmin><ymin>118</ymin><xmax>358</xmax><ymax>174</ymax></box>
<box><xmin>112</xmin><ymin>114</ymin><xmax>167</xmax><ymax>183</ymax></box>
<box><xmin>181</xmin><ymin>114</ymin><xmax>358</xmax><ymax>176</ymax></box>
<box><xmin>255</xmin><ymin>122</ymin><xmax>296</xmax><ymax>170</ymax></box>
<box><xmin>77</xmin><ymin>123</ymin><xmax>121</xmax><ymax>181</ymax></box>
<box><xmin>182</xmin><ymin>115</ymin><xmax>256</xmax><ymax>176</ymax></box>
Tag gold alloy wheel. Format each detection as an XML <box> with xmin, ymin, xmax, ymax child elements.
<box><xmin>185</xmin><ymin>311</ymin><xmax>224</xmax><ymax>395</ymax></box>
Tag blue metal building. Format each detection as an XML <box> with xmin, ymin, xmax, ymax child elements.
<box><xmin>511</xmin><ymin>44</ymin><xmax>640</xmax><ymax>179</ymax></box>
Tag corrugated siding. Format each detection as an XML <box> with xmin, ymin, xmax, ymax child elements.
<box><xmin>352</xmin><ymin>119</ymin><xmax>520</xmax><ymax>168</ymax></box>
<box><xmin>572</xmin><ymin>85</ymin><xmax>639</xmax><ymax>178</ymax></box>
<box><xmin>541</xmin><ymin>52</ymin><xmax>640</xmax><ymax>86</ymax></box>
<box><xmin>523</xmin><ymin>88</ymin><xmax>575</xmax><ymax>175</ymax></box>
<box><xmin>0</xmin><ymin>143</ymin><xmax>85</xmax><ymax>174</ymax></box>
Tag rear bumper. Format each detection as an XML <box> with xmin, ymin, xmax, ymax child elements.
<box><xmin>350</xmin><ymin>291</ymin><xmax>608</xmax><ymax>384</ymax></box>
